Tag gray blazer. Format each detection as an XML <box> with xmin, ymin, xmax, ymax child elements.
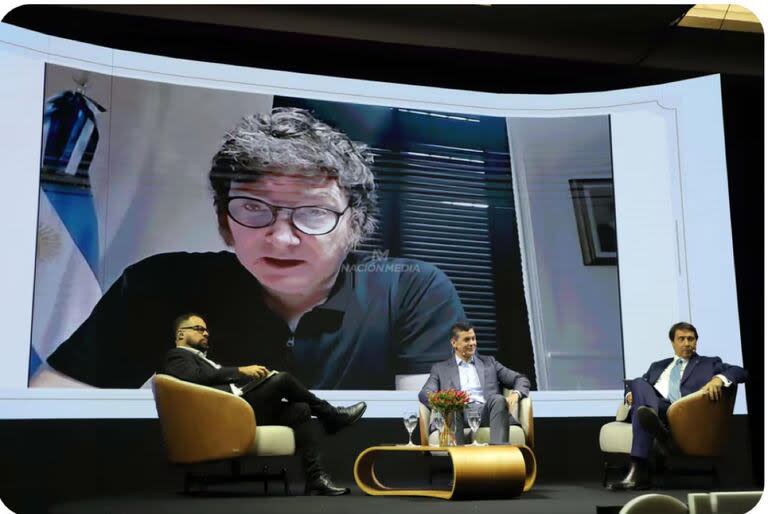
<box><xmin>418</xmin><ymin>353</ymin><xmax>531</xmax><ymax>407</ymax></box>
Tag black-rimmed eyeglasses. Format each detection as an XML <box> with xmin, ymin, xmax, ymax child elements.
<box><xmin>180</xmin><ymin>325</ymin><xmax>209</xmax><ymax>334</ymax></box>
<box><xmin>227</xmin><ymin>196</ymin><xmax>350</xmax><ymax>236</ymax></box>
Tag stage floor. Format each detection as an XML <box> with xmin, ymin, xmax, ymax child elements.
<box><xmin>6</xmin><ymin>481</ymin><xmax>749</xmax><ymax>514</ymax></box>
<box><xmin>0</xmin><ymin>416</ymin><xmax>757</xmax><ymax>513</ymax></box>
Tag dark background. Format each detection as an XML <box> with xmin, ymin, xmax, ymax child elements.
<box><xmin>1</xmin><ymin>5</ymin><xmax>762</xmax><ymax>512</ymax></box>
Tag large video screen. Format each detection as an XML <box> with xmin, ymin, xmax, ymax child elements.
<box><xmin>0</xmin><ymin>23</ymin><xmax>745</xmax><ymax>417</ymax></box>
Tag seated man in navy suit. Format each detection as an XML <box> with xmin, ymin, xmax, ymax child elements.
<box><xmin>609</xmin><ymin>321</ymin><xmax>748</xmax><ymax>490</ymax></box>
<box><xmin>418</xmin><ymin>321</ymin><xmax>530</xmax><ymax>444</ymax></box>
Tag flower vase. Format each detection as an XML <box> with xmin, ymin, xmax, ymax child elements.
<box><xmin>438</xmin><ymin>410</ymin><xmax>459</xmax><ymax>447</ymax></box>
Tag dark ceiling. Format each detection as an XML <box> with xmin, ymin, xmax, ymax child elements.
<box><xmin>2</xmin><ymin>4</ymin><xmax>762</xmax><ymax>94</ymax></box>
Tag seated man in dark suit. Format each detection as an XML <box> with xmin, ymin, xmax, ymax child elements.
<box><xmin>418</xmin><ymin>321</ymin><xmax>531</xmax><ymax>444</ymax></box>
<box><xmin>609</xmin><ymin>321</ymin><xmax>748</xmax><ymax>491</ymax></box>
<box><xmin>162</xmin><ymin>313</ymin><xmax>367</xmax><ymax>495</ymax></box>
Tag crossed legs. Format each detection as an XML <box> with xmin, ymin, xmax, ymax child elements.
<box><xmin>609</xmin><ymin>378</ymin><xmax>672</xmax><ymax>490</ymax></box>
<box><xmin>241</xmin><ymin>371</ymin><xmax>336</xmax><ymax>419</ymax></box>
<box><xmin>628</xmin><ymin>378</ymin><xmax>671</xmax><ymax>459</ymax></box>
<box><xmin>239</xmin><ymin>371</ymin><xmax>365</xmax><ymax>495</ymax></box>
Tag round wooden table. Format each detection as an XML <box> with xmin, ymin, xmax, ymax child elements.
<box><xmin>353</xmin><ymin>444</ymin><xmax>536</xmax><ymax>500</ymax></box>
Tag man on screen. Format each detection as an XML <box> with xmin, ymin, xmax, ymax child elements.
<box><xmin>608</xmin><ymin>321</ymin><xmax>747</xmax><ymax>491</ymax></box>
<box><xmin>418</xmin><ymin>321</ymin><xmax>530</xmax><ymax>444</ymax></box>
<box><xmin>34</xmin><ymin>107</ymin><xmax>465</xmax><ymax>389</ymax></box>
<box><xmin>163</xmin><ymin>313</ymin><xmax>365</xmax><ymax>495</ymax></box>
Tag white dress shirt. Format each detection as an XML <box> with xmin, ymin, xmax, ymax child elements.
<box><xmin>456</xmin><ymin>355</ymin><xmax>485</xmax><ymax>404</ymax></box>
<box><xmin>179</xmin><ymin>346</ymin><xmax>243</xmax><ymax>396</ymax></box>
<box><xmin>653</xmin><ymin>355</ymin><xmax>731</xmax><ymax>400</ymax></box>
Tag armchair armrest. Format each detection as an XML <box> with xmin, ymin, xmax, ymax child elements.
<box><xmin>615</xmin><ymin>402</ymin><xmax>631</xmax><ymax>422</ymax></box>
<box><xmin>418</xmin><ymin>403</ymin><xmax>431</xmax><ymax>446</ymax></box>
<box><xmin>152</xmin><ymin>374</ymin><xmax>257</xmax><ymax>464</ymax></box>
<box><xmin>666</xmin><ymin>385</ymin><xmax>737</xmax><ymax>457</ymax></box>
<box><xmin>518</xmin><ymin>396</ymin><xmax>534</xmax><ymax>448</ymax></box>
<box><xmin>504</xmin><ymin>388</ymin><xmax>534</xmax><ymax>448</ymax></box>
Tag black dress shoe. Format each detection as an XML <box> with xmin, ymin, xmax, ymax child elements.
<box><xmin>323</xmin><ymin>402</ymin><xmax>367</xmax><ymax>434</ymax></box>
<box><xmin>608</xmin><ymin>477</ymin><xmax>651</xmax><ymax>491</ymax></box>
<box><xmin>305</xmin><ymin>473</ymin><xmax>350</xmax><ymax>496</ymax></box>
<box><xmin>608</xmin><ymin>460</ymin><xmax>651</xmax><ymax>491</ymax></box>
<box><xmin>637</xmin><ymin>406</ymin><xmax>672</xmax><ymax>454</ymax></box>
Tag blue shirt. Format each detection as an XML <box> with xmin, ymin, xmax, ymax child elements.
<box><xmin>456</xmin><ymin>354</ymin><xmax>485</xmax><ymax>404</ymax></box>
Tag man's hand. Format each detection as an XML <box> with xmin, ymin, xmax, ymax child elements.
<box><xmin>506</xmin><ymin>391</ymin><xmax>520</xmax><ymax>414</ymax></box>
<box><xmin>700</xmin><ymin>376</ymin><xmax>724</xmax><ymax>401</ymax></box>
<box><xmin>625</xmin><ymin>392</ymin><xmax>633</xmax><ymax>405</ymax></box>
<box><xmin>239</xmin><ymin>364</ymin><xmax>269</xmax><ymax>379</ymax></box>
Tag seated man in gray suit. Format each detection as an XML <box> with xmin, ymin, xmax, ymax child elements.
<box><xmin>418</xmin><ymin>321</ymin><xmax>531</xmax><ymax>444</ymax></box>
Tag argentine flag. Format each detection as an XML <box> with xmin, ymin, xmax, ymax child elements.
<box><xmin>29</xmin><ymin>91</ymin><xmax>106</xmax><ymax>381</ymax></box>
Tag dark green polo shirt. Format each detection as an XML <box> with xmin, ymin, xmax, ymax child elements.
<box><xmin>47</xmin><ymin>251</ymin><xmax>466</xmax><ymax>389</ymax></box>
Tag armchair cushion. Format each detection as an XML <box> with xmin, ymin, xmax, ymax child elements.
<box><xmin>251</xmin><ymin>426</ymin><xmax>296</xmax><ymax>456</ymax></box>
<box><xmin>599</xmin><ymin>421</ymin><xmax>633</xmax><ymax>454</ymax></box>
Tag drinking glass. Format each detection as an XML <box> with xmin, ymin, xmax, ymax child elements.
<box><xmin>403</xmin><ymin>411</ymin><xmax>418</xmax><ymax>446</ymax></box>
<box><xmin>431</xmin><ymin>410</ymin><xmax>445</xmax><ymax>437</ymax></box>
<box><xmin>466</xmin><ymin>407</ymin><xmax>482</xmax><ymax>446</ymax></box>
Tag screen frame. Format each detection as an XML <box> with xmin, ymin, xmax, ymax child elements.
<box><xmin>0</xmin><ymin>23</ymin><xmax>744</xmax><ymax>418</ymax></box>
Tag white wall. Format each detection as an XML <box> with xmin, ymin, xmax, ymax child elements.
<box><xmin>40</xmin><ymin>64</ymin><xmax>275</xmax><ymax>288</ymax></box>
<box><xmin>611</xmin><ymin>108</ymin><xmax>684</xmax><ymax>378</ymax></box>
<box><xmin>508</xmin><ymin>116</ymin><xmax>623</xmax><ymax>390</ymax></box>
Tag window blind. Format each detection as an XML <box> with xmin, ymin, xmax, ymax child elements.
<box><xmin>359</xmin><ymin>143</ymin><xmax>514</xmax><ymax>355</ymax></box>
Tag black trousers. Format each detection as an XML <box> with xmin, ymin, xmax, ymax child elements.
<box><xmin>240</xmin><ymin>372</ymin><xmax>334</xmax><ymax>479</ymax></box>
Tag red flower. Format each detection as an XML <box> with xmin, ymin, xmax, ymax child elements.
<box><xmin>428</xmin><ymin>388</ymin><xmax>471</xmax><ymax>412</ymax></box>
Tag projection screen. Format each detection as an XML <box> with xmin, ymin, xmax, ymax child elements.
<box><xmin>0</xmin><ymin>23</ymin><xmax>745</xmax><ymax>418</ymax></box>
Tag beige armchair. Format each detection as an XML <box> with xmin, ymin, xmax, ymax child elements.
<box><xmin>418</xmin><ymin>389</ymin><xmax>534</xmax><ymax>448</ymax></box>
<box><xmin>599</xmin><ymin>385</ymin><xmax>738</xmax><ymax>487</ymax></box>
<box><xmin>151</xmin><ymin>374</ymin><xmax>296</xmax><ymax>493</ymax></box>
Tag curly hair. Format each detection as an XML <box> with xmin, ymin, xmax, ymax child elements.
<box><xmin>209</xmin><ymin>107</ymin><xmax>378</xmax><ymax>249</ymax></box>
